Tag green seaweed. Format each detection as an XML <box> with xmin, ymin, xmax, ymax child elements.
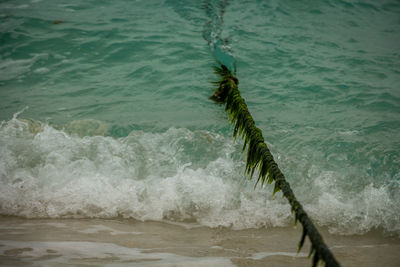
<box><xmin>211</xmin><ymin>64</ymin><xmax>340</xmax><ymax>267</ymax></box>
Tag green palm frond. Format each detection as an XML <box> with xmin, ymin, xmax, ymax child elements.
<box><xmin>210</xmin><ymin>63</ymin><xmax>340</xmax><ymax>267</ymax></box>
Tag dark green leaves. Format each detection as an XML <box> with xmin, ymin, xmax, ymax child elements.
<box><xmin>211</xmin><ymin>65</ymin><xmax>277</xmax><ymax>190</ymax></box>
<box><xmin>210</xmin><ymin>64</ymin><xmax>340</xmax><ymax>267</ymax></box>
<box><xmin>298</xmin><ymin>227</ymin><xmax>307</xmax><ymax>252</ymax></box>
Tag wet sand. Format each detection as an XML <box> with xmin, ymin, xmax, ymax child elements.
<box><xmin>0</xmin><ymin>217</ymin><xmax>399</xmax><ymax>266</ymax></box>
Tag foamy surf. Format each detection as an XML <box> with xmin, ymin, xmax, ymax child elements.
<box><xmin>0</xmin><ymin>114</ymin><xmax>290</xmax><ymax>228</ymax></box>
<box><xmin>0</xmin><ymin>113</ymin><xmax>399</xmax><ymax>236</ymax></box>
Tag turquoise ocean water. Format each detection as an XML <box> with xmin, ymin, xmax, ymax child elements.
<box><xmin>0</xmin><ymin>0</ymin><xmax>399</xmax><ymax>236</ymax></box>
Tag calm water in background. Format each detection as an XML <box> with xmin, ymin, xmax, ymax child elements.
<box><xmin>0</xmin><ymin>0</ymin><xmax>399</xmax><ymax>236</ymax></box>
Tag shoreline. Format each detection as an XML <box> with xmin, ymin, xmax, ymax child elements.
<box><xmin>0</xmin><ymin>217</ymin><xmax>399</xmax><ymax>266</ymax></box>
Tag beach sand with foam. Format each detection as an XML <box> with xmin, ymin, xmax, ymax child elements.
<box><xmin>0</xmin><ymin>217</ymin><xmax>399</xmax><ymax>266</ymax></box>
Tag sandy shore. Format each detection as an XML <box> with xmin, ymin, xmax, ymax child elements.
<box><xmin>0</xmin><ymin>217</ymin><xmax>399</xmax><ymax>266</ymax></box>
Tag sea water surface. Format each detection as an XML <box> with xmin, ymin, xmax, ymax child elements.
<box><xmin>0</xmin><ymin>0</ymin><xmax>400</xmax><ymax>237</ymax></box>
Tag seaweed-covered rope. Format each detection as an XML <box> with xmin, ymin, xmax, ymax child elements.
<box><xmin>210</xmin><ymin>64</ymin><xmax>340</xmax><ymax>267</ymax></box>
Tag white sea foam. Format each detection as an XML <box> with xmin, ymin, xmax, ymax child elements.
<box><xmin>0</xmin><ymin>58</ymin><xmax>32</xmax><ymax>81</ymax></box>
<box><xmin>0</xmin><ymin>114</ymin><xmax>399</xmax><ymax>235</ymax></box>
<box><xmin>0</xmin><ymin>54</ymin><xmax>48</xmax><ymax>81</ymax></box>
<box><xmin>0</xmin><ymin>240</ymin><xmax>235</xmax><ymax>266</ymax></box>
<box><xmin>33</xmin><ymin>67</ymin><xmax>49</xmax><ymax>74</ymax></box>
<box><xmin>308</xmin><ymin>172</ymin><xmax>400</xmax><ymax>235</ymax></box>
<box><xmin>248</xmin><ymin>251</ymin><xmax>307</xmax><ymax>260</ymax></box>
<box><xmin>0</xmin><ymin>115</ymin><xmax>291</xmax><ymax>229</ymax></box>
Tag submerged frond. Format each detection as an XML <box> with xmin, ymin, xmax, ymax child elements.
<box><xmin>298</xmin><ymin>228</ymin><xmax>307</xmax><ymax>252</ymax></box>
<box><xmin>308</xmin><ymin>245</ymin><xmax>315</xmax><ymax>258</ymax></box>
<box><xmin>312</xmin><ymin>252</ymin><xmax>320</xmax><ymax>267</ymax></box>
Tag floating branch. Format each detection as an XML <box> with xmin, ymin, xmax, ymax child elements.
<box><xmin>210</xmin><ymin>64</ymin><xmax>340</xmax><ymax>267</ymax></box>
